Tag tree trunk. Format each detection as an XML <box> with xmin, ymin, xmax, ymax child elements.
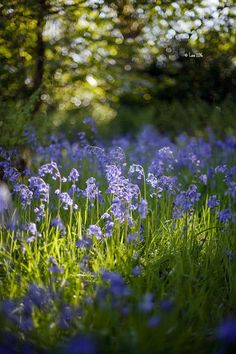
<box><xmin>32</xmin><ymin>0</ymin><xmax>47</xmax><ymax>114</ymax></box>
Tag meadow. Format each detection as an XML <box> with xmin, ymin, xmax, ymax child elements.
<box><xmin>1</xmin><ymin>120</ymin><xmax>236</xmax><ymax>354</ymax></box>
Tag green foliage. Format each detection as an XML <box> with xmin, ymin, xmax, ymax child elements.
<box><xmin>1</xmin><ymin>0</ymin><xmax>235</xmax><ymax>124</ymax></box>
<box><xmin>0</xmin><ymin>87</ymin><xmax>42</xmax><ymax>147</ymax></box>
<box><xmin>111</xmin><ymin>97</ymin><xmax>236</xmax><ymax>137</ymax></box>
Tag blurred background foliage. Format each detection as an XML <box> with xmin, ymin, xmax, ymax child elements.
<box><xmin>0</xmin><ymin>0</ymin><xmax>236</xmax><ymax>144</ymax></box>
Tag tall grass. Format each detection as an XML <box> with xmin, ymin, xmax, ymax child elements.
<box><xmin>0</xmin><ymin>124</ymin><xmax>236</xmax><ymax>353</ymax></box>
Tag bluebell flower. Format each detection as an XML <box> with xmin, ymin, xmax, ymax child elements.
<box><xmin>147</xmin><ymin>315</ymin><xmax>160</xmax><ymax>328</ymax></box>
<box><xmin>127</xmin><ymin>232</ymin><xmax>139</xmax><ymax>243</ymax></box>
<box><xmin>19</xmin><ymin>316</ymin><xmax>34</xmax><ymax>331</ymax></box>
<box><xmin>13</xmin><ymin>184</ymin><xmax>33</xmax><ymax>209</ymax></box>
<box><xmin>102</xmin><ymin>270</ymin><xmax>130</xmax><ymax>297</ymax></box>
<box><xmin>129</xmin><ymin>164</ymin><xmax>144</xmax><ymax>180</ymax></box>
<box><xmin>27</xmin><ymin>222</ymin><xmax>37</xmax><ymax>235</ymax></box>
<box><xmin>85</xmin><ymin>177</ymin><xmax>100</xmax><ymax>201</ymax></box>
<box><xmin>49</xmin><ymin>256</ymin><xmax>64</xmax><ymax>273</ymax></box>
<box><xmin>138</xmin><ymin>199</ymin><xmax>148</xmax><ymax>219</ymax></box>
<box><xmin>218</xmin><ymin>209</ymin><xmax>231</xmax><ymax>223</ymax></box>
<box><xmin>51</xmin><ymin>217</ymin><xmax>66</xmax><ymax>234</ymax></box>
<box><xmin>59</xmin><ymin>304</ymin><xmax>73</xmax><ymax>329</ymax></box>
<box><xmin>217</xmin><ymin>317</ymin><xmax>236</xmax><ymax>344</ymax></box>
<box><xmin>38</xmin><ymin>161</ymin><xmax>61</xmax><ymax>180</ymax></box>
<box><xmin>139</xmin><ymin>293</ymin><xmax>154</xmax><ymax>313</ymax></box>
<box><xmin>208</xmin><ymin>195</ymin><xmax>220</xmax><ymax>209</ymax></box>
<box><xmin>76</xmin><ymin>237</ymin><xmax>92</xmax><ymax>249</ymax></box>
<box><xmin>58</xmin><ymin>192</ymin><xmax>73</xmax><ymax>210</ymax></box>
<box><xmin>29</xmin><ymin>177</ymin><xmax>49</xmax><ymax>202</ymax></box>
<box><xmin>199</xmin><ymin>174</ymin><xmax>207</xmax><ymax>185</ymax></box>
<box><xmin>173</xmin><ymin>184</ymin><xmax>200</xmax><ymax>218</ymax></box>
<box><xmin>160</xmin><ymin>299</ymin><xmax>174</xmax><ymax>312</ymax></box>
<box><xmin>132</xmin><ymin>265</ymin><xmax>142</xmax><ymax>276</ymax></box>
<box><xmin>64</xmin><ymin>334</ymin><xmax>98</xmax><ymax>354</ymax></box>
<box><xmin>110</xmin><ymin>198</ymin><xmax>130</xmax><ymax>224</ymax></box>
<box><xmin>87</xmin><ymin>225</ymin><xmax>103</xmax><ymax>240</ymax></box>
<box><xmin>68</xmin><ymin>168</ymin><xmax>80</xmax><ymax>183</ymax></box>
<box><xmin>27</xmin><ymin>283</ymin><xmax>50</xmax><ymax>309</ymax></box>
<box><xmin>34</xmin><ymin>204</ymin><xmax>45</xmax><ymax>222</ymax></box>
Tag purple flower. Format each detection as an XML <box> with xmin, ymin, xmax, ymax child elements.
<box><xmin>27</xmin><ymin>222</ymin><xmax>37</xmax><ymax>235</ymax></box>
<box><xmin>160</xmin><ymin>299</ymin><xmax>174</xmax><ymax>312</ymax></box>
<box><xmin>68</xmin><ymin>168</ymin><xmax>80</xmax><ymax>183</ymax></box>
<box><xmin>110</xmin><ymin>198</ymin><xmax>130</xmax><ymax>223</ymax></box>
<box><xmin>218</xmin><ymin>209</ymin><xmax>231</xmax><ymax>223</ymax></box>
<box><xmin>38</xmin><ymin>161</ymin><xmax>61</xmax><ymax>180</ymax></box>
<box><xmin>1</xmin><ymin>162</ymin><xmax>20</xmax><ymax>183</ymax></box>
<box><xmin>58</xmin><ymin>192</ymin><xmax>73</xmax><ymax>210</ymax></box>
<box><xmin>105</xmin><ymin>220</ymin><xmax>114</xmax><ymax>237</ymax></box>
<box><xmin>34</xmin><ymin>204</ymin><xmax>45</xmax><ymax>222</ymax></box>
<box><xmin>64</xmin><ymin>335</ymin><xmax>98</xmax><ymax>354</ymax></box>
<box><xmin>59</xmin><ymin>304</ymin><xmax>73</xmax><ymax>329</ymax></box>
<box><xmin>19</xmin><ymin>317</ymin><xmax>34</xmax><ymax>331</ymax></box>
<box><xmin>76</xmin><ymin>237</ymin><xmax>92</xmax><ymax>249</ymax></box>
<box><xmin>217</xmin><ymin>317</ymin><xmax>236</xmax><ymax>344</ymax></box>
<box><xmin>173</xmin><ymin>184</ymin><xmax>200</xmax><ymax>218</ymax></box>
<box><xmin>199</xmin><ymin>174</ymin><xmax>207</xmax><ymax>185</ymax></box>
<box><xmin>51</xmin><ymin>217</ymin><xmax>66</xmax><ymax>234</ymax></box>
<box><xmin>87</xmin><ymin>225</ymin><xmax>103</xmax><ymax>239</ymax></box>
<box><xmin>49</xmin><ymin>265</ymin><xmax>64</xmax><ymax>273</ymax></box>
<box><xmin>13</xmin><ymin>184</ymin><xmax>33</xmax><ymax>209</ymax></box>
<box><xmin>127</xmin><ymin>232</ymin><xmax>139</xmax><ymax>243</ymax></box>
<box><xmin>132</xmin><ymin>265</ymin><xmax>142</xmax><ymax>276</ymax></box>
<box><xmin>139</xmin><ymin>293</ymin><xmax>154</xmax><ymax>313</ymax></box>
<box><xmin>147</xmin><ymin>315</ymin><xmax>160</xmax><ymax>328</ymax></box>
<box><xmin>49</xmin><ymin>256</ymin><xmax>64</xmax><ymax>273</ymax></box>
<box><xmin>27</xmin><ymin>283</ymin><xmax>50</xmax><ymax>309</ymax></box>
<box><xmin>102</xmin><ymin>270</ymin><xmax>130</xmax><ymax>297</ymax></box>
<box><xmin>138</xmin><ymin>199</ymin><xmax>148</xmax><ymax>219</ymax></box>
<box><xmin>147</xmin><ymin>173</ymin><xmax>158</xmax><ymax>189</ymax></box>
<box><xmin>215</xmin><ymin>165</ymin><xmax>228</xmax><ymax>175</ymax></box>
<box><xmin>106</xmin><ymin>165</ymin><xmax>139</xmax><ymax>203</ymax></box>
<box><xmin>85</xmin><ymin>177</ymin><xmax>100</xmax><ymax>201</ymax></box>
<box><xmin>208</xmin><ymin>195</ymin><xmax>220</xmax><ymax>209</ymax></box>
<box><xmin>129</xmin><ymin>164</ymin><xmax>144</xmax><ymax>180</ymax></box>
<box><xmin>29</xmin><ymin>177</ymin><xmax>49</xmax><ymax>202</ymax></box>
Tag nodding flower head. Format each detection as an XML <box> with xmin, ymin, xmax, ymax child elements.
<box><xmin>13</xmin><ymin>184</ymin><xmax>33</xmax><ymax>210</ymax></box>
<box><xmin>29</xmin><ymin>177</ymin><xmax>49</xmax><ymax>202</ymax></box>
<box><xmin>87</xmin><ymin>225</ymin><xmax>103</xmax><ymax>240</ymax></box>
<box><xmin>38</xmin><ymin>162</ymin><xmax>61</xmax><ymax>181</ymax></box>
<box><xmin>57</xmin><ymin>192</ymin><xmax>74</xmax><ymax>210</ymax></box>
<box><xmin>68</xmin><ymin>168</ymin><xmax>80</xmax><ymax>183</ymax></box>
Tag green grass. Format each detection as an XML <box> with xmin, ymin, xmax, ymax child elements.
<box><xmin>0</xmin><ymin>134</ymin><xmax>236</xmax><ymax>353</ymax></box>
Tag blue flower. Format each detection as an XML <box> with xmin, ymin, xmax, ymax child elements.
<box><xmin>87</xmin><ymin>225</ymin><xmax>103</xmax><ymax>240</ymax></box>
<box><xmin>68</xmin><ymin>168</ymin><xmax>80</xmax><ymax>183</ymax></box>
<box><xmin>85</xmin><ymin>177</ymin><xmax>100</xmax><ymax>201</ymax></box>
<box><xmin>138</xmin><ymin>199</ymin><xmax>148</xmax><ymax>219</ymax></box>
<box><xmin>58</xmin><ymin>192</ymin><xmax>73</xmax><ymax>210</ymax></box>
<box><xmin>13</xmin><ymin>183</ymin><xmax>33</xmax><ymax>209</ymax></box>
<box><xmin>38</xmin><ymin>161</ymin><xmax>61</xmax><ymax>180</ymax></box>
<box><xmin>139</xmin><ymin>293</ymin><xmax>154</xmax><ymax>313</ymax></box>
<box><xmin>64</xmin><ymin>335</ymin><xmax>98</xmax><ymax>354</ymax></box>
<box><xmin>218</xmin><ymin>209</ymin><xmax>231</xmax><ymax>223</ymax></box>
<box><xmin>147</xmin><ymin>315</ymin><xmax>160</xmax><ymax>328</ymax></box>
<box><xmin>51</xmin><ymin>217</ymin><xmax>66</xmax><ymax>234</ymax></box>
<box><xmin>102</xmin><ymin>270</ymin><xmax>130</xmax><ymax>297</ymax></box>
<box><xmin>29</xmin><ymin>177</ymin><xmax>49</xmax><ymax>202</ymax></box>
<box><xmin>217</xmin><ymin>317</ymin><xmax>236</xmax><ymax>344</ymax></box>
<box><xmin>208</xmin><ymin>195</ymin><xmax>220</xmax><ymax>209</ymax></box>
